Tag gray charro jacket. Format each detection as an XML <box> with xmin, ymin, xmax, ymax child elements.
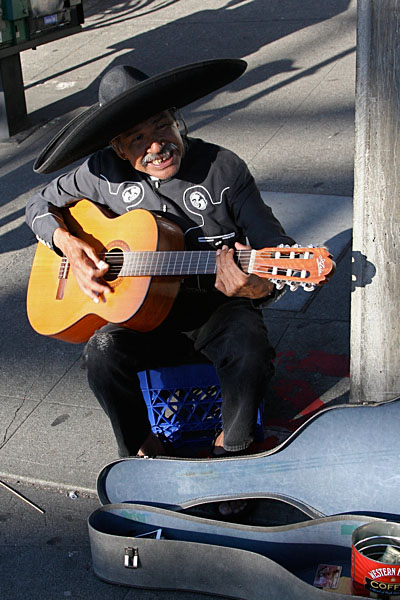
<box><xmin>26</xmin><ymin>137</ymin><xmax>294</xmax><ymax>253</ymax></box>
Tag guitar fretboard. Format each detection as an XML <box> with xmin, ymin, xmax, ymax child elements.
<box><xmin>105</xmin><ymin>250</ymin><xmax>252</xmax><ymax>277</ymax></box>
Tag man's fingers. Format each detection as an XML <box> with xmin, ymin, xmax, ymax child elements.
<box><xmin>72</xmin><ymin>259</ymin><xmax>111</xmax><ymax>303</ymax></box>
<box><xmin>216</xmin><ymin>245</ymin><xmax>236</xmax><ymax>270</ymax></box>
<box><xmin>95</xmin><ymin>259</ymin><xmax>108</xmax><ymax>271</ymax></box>
<box><xmin>91</xmin><ymin>291</ymin><xmax>107</xmax><ymax>304</ymax></box>
<box><xmin>215</xmin><ymin>245</ymin><xmax>249</xmax><ymax>296</ymax></box>
<box><xmin>85</xmin><ymin>283</ymin><xmax>111</xmax><ymax>304</ymax></box>
<box><xmin>79</xmin><ymin>243</ymin><xmax>108</xmax><ymax>273</ymax></box>
<box><xmin>234</xmin><ymin>241</ymin><xmax>251</xmax><ymax>251</ymax></box>
<box><xmin>58</xmin><ymin>234</ymin><xmax>112</xmax><ymax>303</ymax></box>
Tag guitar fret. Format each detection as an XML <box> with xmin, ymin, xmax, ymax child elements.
<box><xmin>158</xmin><ymin>252</ymin><xmax>165</xmax><ymax>276</ymax></box>
<box><xmin>149</xmin><ymin>252</ymin><xmax>155</xmax><ymax>275</ymax></box>
<box><xmin>173</xmin><ymin>252</ymin><xmax>179</xmax><ymax>276</ymax></box>
<box><xmin>205</xmin><ymin>252</ymin><xmax>210</xmax><ymax>274</ymax></box>
<box><xmin>146</xmin><ymin>252</ymin><xmax>152</xmax><ymax>275</ymax></box>
<box><xmin>130</xmin><ymin>252</ymin><xmax>137</xmax><ymax>276</ymax></box>
<box><xmin>150</xmin><ymin>251</ymin><xmax>156</xmax><ymax>276</ymax></box>
<box><xmin>135</xmin><ymin>252</ymin><xmax>141</xmax><ymax>276</ymax></box>
<box><xmin>163</xmin><ymin>251</ymin><xmax>169</xmax><ymax>275</ymax></box>
<box><xmin>166</xmin><ymin>251</ymin><xmax>172</xmax><ymax>275</ymax></box>
<box><xmin>162</xmin><ymin>252</ymin><xmax>168</xmax><ymax>275</ymax></box>
<box><xmin>157</xmin><ymin>251</ymin><xmax>164</xmax><ymax>276</ymax></box>
<box><xmin>119</xmin><ymin>252</ymin><xmax>128</xmax><ymax>277</ymax></box>
<box><xmin>141</xmin><ymin>252</ymin><xmax>148</xmax><ymax>276</ymax></box>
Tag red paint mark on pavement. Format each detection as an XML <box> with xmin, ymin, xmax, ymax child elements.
<box><xmin>273</xmin><ymin>378</ymin><xmax>318</xmax><ymax>410</ymax></box>
<box><xmin>285</xmin><ymin>350</ymin><xmax>349</xmax><ymax>377</ymax></box>
<box><xmin>295</xmin><ymin>397</ymin><xmax>324</xmax><ymax>418</ymax></box>
<box><xmin>260</xmin><ymin>349</ymin><xmax>350</xmax><ymax>449</ymax></box>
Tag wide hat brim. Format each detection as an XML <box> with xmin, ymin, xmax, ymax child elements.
<box><xmin>34</xmin><ymin>58</ymin><xmax>247</xmax><ymax>174</ymax></box>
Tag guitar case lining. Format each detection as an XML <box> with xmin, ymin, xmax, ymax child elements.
<box><xmin>97</xmin><ymin>398</ymin><xmax>400</xmax><ymax>519</ymax></box>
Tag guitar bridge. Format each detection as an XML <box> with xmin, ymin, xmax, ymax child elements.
<box><xmin>56</xmin><ymin>257</ymin><xmax>70</xmax><ymax>300</ymax></box>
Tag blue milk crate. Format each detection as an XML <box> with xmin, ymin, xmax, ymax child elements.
<box><xmin>138</xmin><ymin>363</ymin><xmax>264</xmax><ymax>448</ymax></box>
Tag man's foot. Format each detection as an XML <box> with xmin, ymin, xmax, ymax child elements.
<box><xmin>137</xmin><ymin>431</ymin><xmax>173</xmax><ymax>457</ymax></box>
<box><xmin>212</xmin><ymin>430</ymin><xmax>226</xmax><ymax>456</ymax></box>
<box><xmin>217</xmin><ymin>499</ymin><xmax>250</xmax><ymax>519</ymax></box>
<box><xmin>211</xmin><ymin>431</ymin><xmax>247</xmax><ymax>457</ymax></box>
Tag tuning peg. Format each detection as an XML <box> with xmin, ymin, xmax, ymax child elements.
<box><xmin>301</xmin><ymin>282</ymin><xmax>316</xmax><ymax>292</ymax></box>
<box><xmin>289</xmin><ymin>281</ymin><xmax>299</xmax><ymax>292</ymax></box>
<box><xmin>275</xmin><ymin>281</ymin><xmax>285</xmax><ymax>290</ymax></box>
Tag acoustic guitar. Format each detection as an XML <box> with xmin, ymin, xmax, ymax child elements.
<box><xmin>27</xmin><ymin>199</ymin><xmax>335</xmax><ymax>343</ymax></box>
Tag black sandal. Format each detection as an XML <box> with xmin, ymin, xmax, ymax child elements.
<box><xmin>156</xmin><ymin>432</ymin><xmax>176</xmax><ymax>457</ymax></box>
<box><xmin>214</xmin><ymin>498</ymin><xmax>257</xmax><ymax>523</ymax></box>
<box><xmin>136</xmin><ymin>432</ymin><xmax>175</xmax><ymax>457</ymax></box>
<box><xmin>210</xmin><ymin>430</ymin><xmax>249</xmax><ymax>458</ymax></box>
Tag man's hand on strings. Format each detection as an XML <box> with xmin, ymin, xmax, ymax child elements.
<box><xmin>215</xmin><ymin>242</ymin><xmax>275</xmax><ymax>299</ymax></box>
<box><xmin>53</xmin><ymin>227</ymin><xmax>111</xmax><ymax>303</ymax></box>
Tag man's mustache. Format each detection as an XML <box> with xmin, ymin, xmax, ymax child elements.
<box><xmin>141</xmin><ymin>142</ymin><xmax>179</xmax><ymax>166</ymax></box>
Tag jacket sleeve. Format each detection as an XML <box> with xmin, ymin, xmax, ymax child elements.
<box><xmin>228</xmin><ymin>158</ymin><xmax>295</xmax><ymax>249</ymax></box>
<box><xmin>25</xmin><ymin>153</ymin><xmax>104</xmax><ymax>251</ymax></box>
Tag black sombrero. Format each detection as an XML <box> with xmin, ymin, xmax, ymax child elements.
<box><xmin>34</xmin><ymin>58</ymin><xmax>247</xmax><ymax>174</ymax></box>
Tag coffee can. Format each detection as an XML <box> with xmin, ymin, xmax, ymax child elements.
<box><xmin>352</xmin><ymin>522</ymin><xmax>400</xmax><ymax>597</ymax></box>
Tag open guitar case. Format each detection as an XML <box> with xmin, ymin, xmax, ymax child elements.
<box><xmin>88</xmin><ymin>398</ymin><xmax>400</xmax><ymax>599</ymax></box>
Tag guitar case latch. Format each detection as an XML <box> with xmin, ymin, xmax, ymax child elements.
<box><xmin>124</xmin><ymin>547</ymin><xmax>139</xmax><ymax>568</ymax></box>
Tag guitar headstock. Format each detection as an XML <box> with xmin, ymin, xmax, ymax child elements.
<box><xmin>251</xmin><ymin>245</ymin><xmax>336</xmax><ymax>292</ymax></box>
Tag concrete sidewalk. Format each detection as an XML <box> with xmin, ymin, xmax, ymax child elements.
<box><xmin>0</xmin><ymin>1</ymin><xmax>356</xmax><ymax>598</ymax></box>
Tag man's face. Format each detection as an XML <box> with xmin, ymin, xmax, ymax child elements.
<box><xmin>112</xmin><ymin>111</ymin><xmax>185</xmax><ymax>179</ymax></box>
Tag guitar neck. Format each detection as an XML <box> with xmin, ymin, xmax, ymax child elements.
<box><xmin>94</xmin><ymin>245</ymin><xmax>334</xmax><ymax>289</ymax></box>
<box><xmin>115</xmin><ymin>250</ymin><xmax>249</xmax><ymax>277</ymax></box>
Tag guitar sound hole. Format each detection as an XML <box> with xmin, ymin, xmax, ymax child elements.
<box><xmin>103</xmin><ymin>248</ymin><xmax>124</xmax><ymax>282</ymax></box>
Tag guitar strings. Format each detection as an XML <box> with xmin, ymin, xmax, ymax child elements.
<box><xmin>58</xmin><ymin>250</ymin><xmax>311</xmax><ymax>277</ymax></box>
<box><xmin>58</xmin><ymin>250</ymin><xmax>315</xmax><ymax>260</ymax></box>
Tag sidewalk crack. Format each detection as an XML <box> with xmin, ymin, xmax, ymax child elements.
<box><xmin>1</xmin><ymin>397</ymin><xmax>27</xmax><ymax>449</ymax></box>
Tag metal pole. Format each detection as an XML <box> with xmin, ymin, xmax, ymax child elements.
<box><xmin>0</xmin><ymin>52</ymin><xmax>27</xmax><ymax>138</ymax></box>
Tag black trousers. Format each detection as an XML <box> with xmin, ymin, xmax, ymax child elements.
<box><xmin>83</xmin><ymin>294</ymin><xmax>275</xmax><ymax>457</ymax></box>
